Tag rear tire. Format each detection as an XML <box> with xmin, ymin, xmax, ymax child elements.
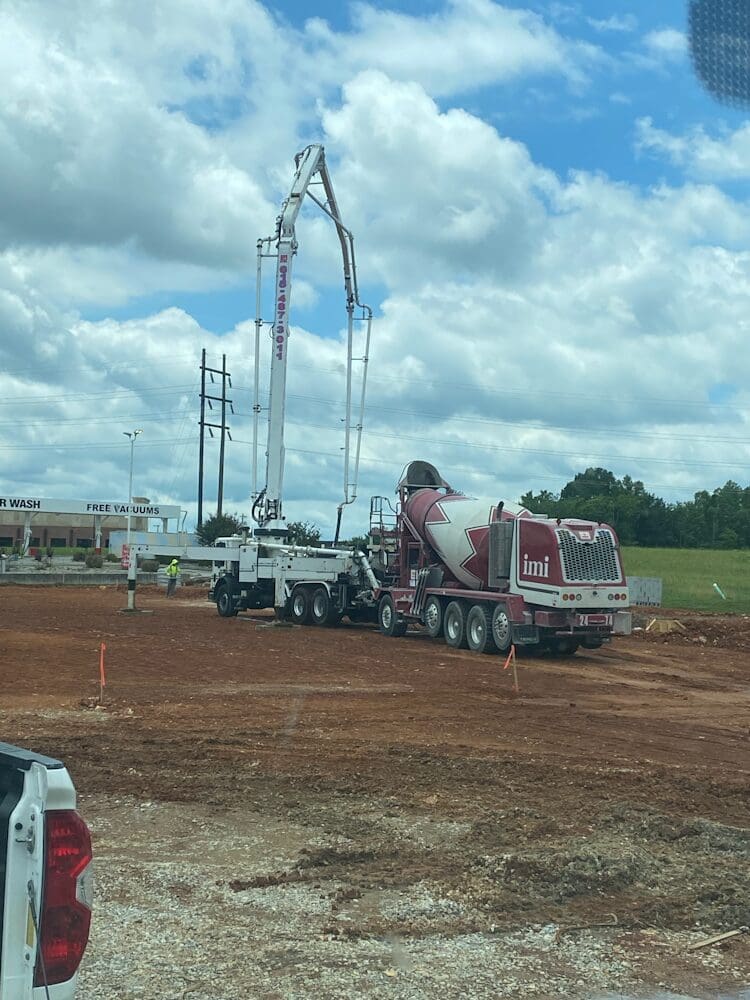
<box><xmin>491</xmin><ymin>604</ymin><xmax>512</xmax><ymax>653</ymax></box>
<box><xmin>379</xmin><ymin>595</ymin><xmax>407</xmax><ymax>637</ymax></box>
<box><xmin>310</xmin><ymin>585</ymin><xmax>340</xmax><ymax>626</ymax></box>
<box><xmin>551</xmin><ymin>638</ymin><xmax>579</xmax><ymax>656</ymax></box>
<box><xmin>423</xmin><ymin>596</ymin><xmax>443</xmax><ymax>638</ymax></box>
<box><xmin>290</xmin><ymin>586</ymin><xmax>312</xmax><ymax>625</ymax></box>
<box><xmin>216</xmin><ymin>583</ymin><xmax>238</xmax><ymax>618</ymax></box>
<box><xmin>466</xmin><ymin>604</ymin><xmax>497</xmax><ymax>654</ymax></box>
<box><xmin>443</xmin><ymin>600</ymin><xmax>468</xmax><ymax>649</ymax></box>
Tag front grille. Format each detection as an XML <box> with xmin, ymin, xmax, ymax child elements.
<box><xmin>557</xmin><ymin>528</ymin><xmax>621</xmax><ymax>583</ymax></box>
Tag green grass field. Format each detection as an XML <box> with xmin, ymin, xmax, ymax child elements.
<box><xmin>622</xmin><ymin>546</ymin><xmax>750</xmax><ymax>613</ymax></box>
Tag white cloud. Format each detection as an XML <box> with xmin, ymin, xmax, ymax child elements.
<box><xmin>642</xmin><ymin>27</ymin><xmax>687</xmax><ymax>61</ymax></box>
<box><xmin>321</xmin><ymin>71</ymin><xmax>557</xmax><ymax>290</ymax></box>
<box><xmin>0</xmin><ymin>2</ymin><xmax>276</xmax><ymax>269</ymax></box>
<box><xmin>637</xmin><ymin>117</ymin><xmax>750</xmax><ymax>181</ymax></box>
<box><xmin>314</xmin><ymin>0</ymin><xmax>599</xmax><ymax>95</ymax></box>
<box><xmin>587</xmin><ymin>14</ymin><xmax>637</xmax><ymax>33</ymax></box>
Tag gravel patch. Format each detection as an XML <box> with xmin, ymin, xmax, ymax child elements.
<box><xmin>77</xmin><ymin>795</ymin><xmax>750</xmax><ymax>1000</ymax></box>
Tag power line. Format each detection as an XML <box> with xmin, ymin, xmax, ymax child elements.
<box><xmin>5</xmin><ymin>417</ymin><xmax>736</xmax><ymax>471</ymax></box>
<box><xmin>253</xmin><ymin>446</ymin><xmax>729</xmax><ymax>500</ymax></box>
<box><xmin>7</xmin><ymin>389</ymin><xmax>749</xmax><ymax>448</ymax></box>
<box><xmin>0</xmin><ymin>385</ymin><xmax>195</xmax><ymax>407</ymax></box>
<box><xmin>0</xmin><ymin>354</ymin><xmax>199</xmax><ymax>380</ymax></box>
<box><xmin>166</xmin><ymin>379</ymin><xmax>201</xmax><ymax>494</ymax></box>
<box><xmin>0</xmin><ymin>412</ymin><xmax>190</xmax><ymax>429</ymax></box>
<box><xmin>278</xmin><ymin>393</ymin><xmax>750</xmax><ymax>447</ymax></box>
<box><xmin>0</xmin><ymin>438</ymin><xmax>199</xmax><ymax>452</ymax></box>
<box><xmin>270</xmin><ymin>418</ymin><xmax>750</xmax><ymax>472</ymax></box>
<box><xmin>281</xmin><ymin>365</ymin><xmax>750</xmax><ymax>413</ymax></box>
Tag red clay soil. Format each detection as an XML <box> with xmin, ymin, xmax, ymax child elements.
<box><xmin>1</xmin><ymin>586</ymin><xmax>749</xmax><ymax>957</ymax></box>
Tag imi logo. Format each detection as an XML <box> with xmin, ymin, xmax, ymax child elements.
<box><xmin>523</xmin><ymin>554</ymin><xmax>550</xmax><ymax>578</ymax></box>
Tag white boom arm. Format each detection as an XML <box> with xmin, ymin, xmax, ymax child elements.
<box><xmin>252</xmin><ymin>144</ymin><xmax>372</xmax><ymax>536</ymax></box>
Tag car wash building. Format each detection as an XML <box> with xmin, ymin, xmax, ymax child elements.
<box><xmin>0</xmin><ymin>496</ymin><xmax>182</xmax><ymax>553</ymax></box>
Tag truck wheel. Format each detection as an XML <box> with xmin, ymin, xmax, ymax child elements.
<box><xmin>581</xmin><ymin>638</ymin><xmax>603</xmax><ymax>650</ymax></box>
<box><xmin>443</xmin><ymin>601</ymin><xmax>468</xmax><ymax>649</ymax></box>
<box><xmin>491</xmin><ymin>604</ymin><xmax>512</xmax><ymax>653</ymax></box>
<box><xmin>216</xmin><ymin>583</ymin><xmax>238</xmax><ymax>618</ymax></box>
<box><xmin>423</xmin><ymin>596</ymin><xmax>443</xmax><ymax>638</ymax></box>
<box><xmin>290</xmin><ymin>586</ymin><xmax>312</xmax><ymax>625</ymax></box>
<box><xmin>310</xmin><ymin>585</ymin><xmax>340</xmax><ymax>626</ymax></box>
<box><xmin>552</xmin><ymin>638</ymin><xmax>579</xmax><ymax>656</ymax></box>
<box><xmin>379</xmin><ymin>595</ymin><xmax>407</xmax><ymax>637</ymax></box>
<box><xmin>466</xmin><ymin>604</ymin><xmax>497</xmax><ymax>654</ymax></box>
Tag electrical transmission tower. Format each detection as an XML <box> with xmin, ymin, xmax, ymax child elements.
<box><xmin>198</xmin><ymin>350</ymin><xmax>233</xmax><ymax>526</ymax></box>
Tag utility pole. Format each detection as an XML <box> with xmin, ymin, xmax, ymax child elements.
<box><xmin>217</xmin><ymin>354</ymin><xmax>229</xmax><ymax>516</ymax></box>
<box><xmin>198</xmin><ymin>348</ymin><xmax>206</xmax><ymax>528</ymax></box>
<box><xmin>197</xmin><ymin>351</ymin><xmax>232</xmax><ymax>522</ymax></box>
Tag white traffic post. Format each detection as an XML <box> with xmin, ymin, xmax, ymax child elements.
<box><xmin>126</xmin><ymin>546</ymin><xmax>138</xmax><ymax>611</ymax></box>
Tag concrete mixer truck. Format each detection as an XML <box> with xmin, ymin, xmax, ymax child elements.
<box><xmin>369</xmin><ymin>461</ymin><xmax>631</xmax><ymax>656</ymax></box>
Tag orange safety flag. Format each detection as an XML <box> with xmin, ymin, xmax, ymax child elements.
<box><xmin>99</xmin><ymin>642</ymin><xmax>107</xmax><ymax>687</ymax></box>
<box><xmin>502</xmin><ymin>645</ymin><xmax>516</xmax><ymax>670</ymax></box>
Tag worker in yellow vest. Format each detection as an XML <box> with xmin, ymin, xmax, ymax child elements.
<box><xmin>166</xmin><ymin>558</ymin><xmax>180</xmax><ymax>597</ymax></box>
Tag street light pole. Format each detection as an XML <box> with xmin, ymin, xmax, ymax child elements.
<box><xmin>123</xmin><ymin>429</ymin><xmax>143</xmax><ymax>545</ymax></box>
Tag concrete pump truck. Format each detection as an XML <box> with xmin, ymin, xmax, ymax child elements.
<box><xmin>128</xmin><ymin>144</ymin><xmax>380</xmax><ymax>625</ymax></box>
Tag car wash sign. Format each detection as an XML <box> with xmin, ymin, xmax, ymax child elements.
<box><xmin>0</xmin><ymin>497</ymin><xmax>181</xmax><ymax>519</ymax></box>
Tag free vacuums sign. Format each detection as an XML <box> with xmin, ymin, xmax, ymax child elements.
<box><xmin>0</xmin><ymin>498</ymin><xmax>181</xmax><ymax>518</ymax></box>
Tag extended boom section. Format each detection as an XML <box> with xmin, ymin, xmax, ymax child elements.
<box><xmin>253</xmin><ymin>144</ymin><xmax>372</xmax><ymax>538</ymax></box>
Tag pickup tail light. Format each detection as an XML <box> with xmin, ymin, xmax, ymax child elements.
<box><xmin>34</xmin><ymin>810</ymin><xmax>93</xmax><ymax>987</ymax></box>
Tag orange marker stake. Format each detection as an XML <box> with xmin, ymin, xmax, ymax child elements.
<box><xmin>99</xmin><ymin>642</ymin><xmax>107</xmax><ymax>703</ymax></box>
<box><xmin>502</xmin><ymin>644</ymin><xmax>519</xmax><ymax>694</ymax></box>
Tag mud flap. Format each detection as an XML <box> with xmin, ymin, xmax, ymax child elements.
<box><xmin>511</xmin><ymin>624</ymin><xmax>539</xmax><ymax>645</ymax></box>
<box><xmin>613</xmin><ymin>611</ymin><xmax>632</xmax><ymax>635</ymax></box>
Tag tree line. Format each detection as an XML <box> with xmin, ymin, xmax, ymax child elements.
<box><xmin>196</xmin><ymin>470</ymin><xmax>750</xmax><ymax>550</ymax></box>
<box><xmin>520</xmin><ymin>468</ymin><xmax>750</xmax><ymax>549</ymax></box>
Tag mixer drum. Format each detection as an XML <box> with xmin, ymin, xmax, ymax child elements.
<box><xmin>405</xmin><ymin>489</ymin><xmax>531</xmax><ymax>589</ymax></box>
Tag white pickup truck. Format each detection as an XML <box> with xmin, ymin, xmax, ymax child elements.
<box><xmin>0</xmin><ymin>743</ymin><xmax>92</xmax><ymax>999</ymax></box>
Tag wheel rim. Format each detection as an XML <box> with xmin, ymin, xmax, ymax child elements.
<box><xmin>293</xmin><ymin>593</ymin><xmax>305</xmax><ymax>617</ymax></box>
<box><xmin>425</xmin><ymin>602</ymin><xmax>439</xmax><ymax>631</ymax></box>
<box><xmin>492</xmin><ymin>609</ymin><xmax>510</xmax><ymax>646</ymax></box>
<box><xmin>447</xmin><ymin>612</ymin><xmax>459</xmax><ymax>640</ymax></box>
<box><xmin>381</xmin><ymin>603</ymin><xmax>393</xmax><ymax>629</ymax></box>
<box><xmin>219</xmin><ymin>591</ymin><xmax>229</xmax><ymax>613</ymax></box>
<box><xmin>313</xmin><ymin>592</ymin><xmax>326</xmax><ymax>617</ymax></box>
<box><xmin>469</xmin><ymin>617</ymin><xmax>484</xmax><ymax>646</ymax></box>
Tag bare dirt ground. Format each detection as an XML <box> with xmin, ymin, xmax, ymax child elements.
<box><xmin>1</xmin><ymin>586</ymin><xmax>748</xmax><ymax>999</ymax></box>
